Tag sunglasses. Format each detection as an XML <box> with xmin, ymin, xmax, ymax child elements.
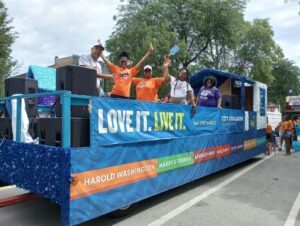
<box><xmin>120</xmin><ymin>60</ymin><xmax>127</xmax><ymax>64</ymax></box>
<box><xmin>144</xmin><ymin>69</ymin><xmax>152</xmax><ymax>72</ymax></box>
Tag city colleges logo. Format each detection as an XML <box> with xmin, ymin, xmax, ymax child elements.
<box><xmin>221</xmin><ymin>115</ymin><xmax>244</xmax><ymax>126</ymax></box>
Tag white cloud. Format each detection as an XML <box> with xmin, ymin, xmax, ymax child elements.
<box><xmin>245</xmin><ymin>0</ymin><xmax>300</xmax><ymax>67</ymax></box>
<box><xmin>4</xmin><ymin>0</ymin><xmax>120</xmax><ymax>73</ymax></box>
<box><xmin>3</xmin><ymin>0</ymin><xmax>300</xmax><ymax>75</ymax></box>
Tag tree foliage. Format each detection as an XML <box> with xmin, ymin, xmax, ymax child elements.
<box><xmin>0</xmin><ymin>1</ymin><xmax>17</xmax><ymax>97</ymax></box>
<box><xmin>232</xmin><ymin>19</ymin><xmax>282</xmax><ymax>84</ymax></box>
<box><xmin>106</xmin><ymin>0</ymin><xmax>247</xmax><ymax>75</ymax></box>
<box><xmin>106</xmin><ymin>0</ymin><xmax>300</xmax><ymax>103</ymax></box>
<box><xmin>268</xmin><ymin>58</ymin><xmax>300</xmax><ymax>112</ymax></box>
<box><xmin>106</xmin><ymin>0</ymin><xmax>249</xmax><ymax>97</ymax></box>
<box><xmin>106</xmin><ymin>1</ymin><xmax>280</xmax><ymax>82</ymax></box>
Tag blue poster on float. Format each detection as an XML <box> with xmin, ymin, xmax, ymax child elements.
<box><xmin>90</xmin><ymin>98</ymin><xmax>245</xmax><ymax>146</ymax></box>
<box><xmin>248</xmin><ymin>111</ymin><xmax>257</xmax><ymax>132</ymax></box>
<box><xmin>259</xmin><ymin>88</ymin><xmax>266</xmax><ymax>116</ymax></box>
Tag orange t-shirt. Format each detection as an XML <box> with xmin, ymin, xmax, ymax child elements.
<box><xmin>133</xmin><ymin>77</ymin><xmax>165</xmax><ymax>102</ymax></box>
<box><xmin>282</xmin><ymin>121</ymin><xmax>287</xmax><ymax>131</ymax></box>
<box><xmin>266</xmin><ymin>124</ymin><xmax>272</xmax><ymax>134</ymax></box>
<box><xmin>109</xmin><ymin>64</ymin><xmax>139</xmax><ymax>97</ymax></box>
<box><xmin>282</xmin><ymin>120</ymin><xmax>294</xmax><ymax>133</ymax></box>
<box><xmin>286</xmin><ymin>120</ymin><xmax>295</xmax><ymax>133</ymax></box>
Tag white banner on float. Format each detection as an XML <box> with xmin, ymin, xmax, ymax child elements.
<box><xmin>11</xmin><ymin>95</ymin><xmax>34</xmax><ymax>143</ymax></box>
<box><xmin>253</xmin><ymin>81</ymin><xmax>267</xmax><ymax>130</ymax></box>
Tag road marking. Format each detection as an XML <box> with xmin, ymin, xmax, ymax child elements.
<box><xmin>0</xmin><ymin>185</ymin><xmax>16</xmax><ymax>191</ymax></box>
<box><xmin>148</xmin><ymin>155</ymin><xmax>272</xmax><ymax>226</ymax></box>
<box><xmin>284</xmin><ymin>192</ymin><xmax>300</xmax><ymax>226</ymax></box>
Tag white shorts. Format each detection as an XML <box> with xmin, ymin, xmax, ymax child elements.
<box><xmin>169</xmin><ymin>97</ymin><xmax>187</xmax><ymax>105</ymax></box>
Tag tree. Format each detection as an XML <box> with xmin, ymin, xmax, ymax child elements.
<box><xmin>106</xmin><ymin>0</ymin><xmax>248</xmax><ymax>97</ymax></box>
<box><xmin>106</xmin><ymin>0</ymin><xmax>293</xmax><ymax>100</ymax></box>
<box><xmin>228</xmin><ymin>19</ymin><xmax>282</xmax><ymax>85</ymax></box>
<box><xmin>106</xmin><ymin>0</ymin><xmax>247</xmax><ymax>74</ymax></box>
<box><xmin>0</xmin><ymin>1</ymin><xmax>17</xmax><ymax>97</ymax></box>
<box><xmin>268</xmin><ymin>58</ymin><xmax>300</xmax><ymax>112</ymax></box>
<box><xmin>106</xmin><ymin>1</ymin><xmax>280</xmax><ymax>75</ymax></box>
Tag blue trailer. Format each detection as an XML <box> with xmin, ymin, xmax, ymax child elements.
<box><xmin>0</xmin><ymin>69</ymin><xmax>267</xmax><ymax>225</ymax></box>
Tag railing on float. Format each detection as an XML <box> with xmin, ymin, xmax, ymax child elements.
<box><xmin>0</xmin><ymin>91</ymin><xmax>90</xmax><ymax>148</ymax></box>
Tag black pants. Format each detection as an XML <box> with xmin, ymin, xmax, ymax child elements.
<box><xmin>110</xmin><ymin>94</ymin><xmax>129</xmax><ymax>99</ymax></box>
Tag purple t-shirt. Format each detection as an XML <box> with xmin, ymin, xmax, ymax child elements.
<box><xmin>197</xmin><ymin>87</ymin><xmax>221</xmax><ymax>107</ymax></box>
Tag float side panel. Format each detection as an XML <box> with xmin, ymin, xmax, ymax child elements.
<box><xmin>69</xmin><ymin>130</ymin><xmax>265</xmax><ymax>225</ymax></box>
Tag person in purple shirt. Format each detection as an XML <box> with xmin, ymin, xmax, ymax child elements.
<box><xmin>196</xmin><ymin>76</ymin><xmax>222</xmax><ymax>108</ymax></box>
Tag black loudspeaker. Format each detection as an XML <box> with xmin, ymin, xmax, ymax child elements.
<box><xmin>221</xmin><ymin>95</ymin><xmax>241</xmax><ymax>109</ymax></box>
<box><xmin>56</xmin><ymin>65</ymin><xmax>97</xmax><ymax>118</ymax></box>
<box><xmin>28</xmin><ymin>117</ymin><xmax>39</xmax><ymax>139</ymax></box>
<box><xmin>37</xmin><ymin>118</ymin><xmax>90</xmax><ymax>147</ymax></box>
<box><xmin>0</xmin><ymin>118</ymin><xmax>13</xmax><ymax>140</ymax></box>
<box><xmin>5</xmin><ymin>77</ymin><xmax>38</xmax><ymax>117</ymax></box>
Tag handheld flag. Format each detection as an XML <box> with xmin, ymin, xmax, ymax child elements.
<box><xmin>169</xmin><ymin>45</ymin><xmax>180</xmax><ymax>56</ymax></box>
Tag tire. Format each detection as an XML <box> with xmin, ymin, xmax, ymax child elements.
<box><xmin>109</xmin><ymin>203</ymin><xmax>138</xmax><ymax>218</ymax></box>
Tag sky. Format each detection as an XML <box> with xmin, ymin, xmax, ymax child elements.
<box><xmin>3</xmin><ymin>0</ymin><xmax>300</xmax><ymax>75</ymax></box>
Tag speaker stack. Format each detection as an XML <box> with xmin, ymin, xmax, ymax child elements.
<box><xmin>39</xmin><ymin>65</ymin><xmax>96</xmax><ymax>147</ymax></box>
<box><xmin>1</xmin><ymin>77</ymin><xmax>38</xmax><ymax>141</ymax></box>
<box><xmin>5</xmin><ymin>77</ymin><xmax>38</xmax><ymax>117</ymax></box>
<box><xmin>37</xmin><ymin>118</ymin><xmax>90</xmax><ymax>147</ymax></box>
<box><xmin>56</xmin><ymin>65</ymin><xmax>97</xmax><ymax>118</ymax></box>
<box><xmin>34</xmin><ymin>65</ymin><xmax>97</xmax><ymax>147</ymax></box>
<box><xmin>221</xmin><ymin>95</ymin><xmax>241</xmax><ymax>109</ymax></box>
<box><xmin>2</xmin><ymin>66</ymin><xmax>96</xmax><ymax>147</ymax></box>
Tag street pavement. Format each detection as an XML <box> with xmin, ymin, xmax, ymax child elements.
<box><xmin>0</xmin><ymin>151</ymin><xmax>299</xmax><ymax>226</ymax></box>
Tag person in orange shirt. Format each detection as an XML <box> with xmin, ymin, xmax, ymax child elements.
<box><xmin>283</xmin><ymin>115</ymin><xmax>294</xmax><ymax>155</ymax></box>
<box><xmin>132</xmin><ymin>56</ymin><xmax>170</xmax><ymax>102</ymax></box>
<box><xmin>100</xmin><ymin>44</ymin><xmax>153</xmax><ymax>99</ymax></box>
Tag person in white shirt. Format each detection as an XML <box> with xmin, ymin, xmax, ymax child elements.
<box><xmin>78</xmin><ymin>40</ymin><xmax>114</xmax><ymax>96</ymax></box>
<box><xmin>167</xmin><ymin>68</ymin><xmax>195</xmax><ymax>104</ymax></box>
<box><xmin>166</xmin><ymin>68</ymin><xmax>197</xmax><ymax>115</ymax></box>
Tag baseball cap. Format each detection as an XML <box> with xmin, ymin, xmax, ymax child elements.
<box><xmin>144</xmin><ymin>65</ymin><xmax>152</xmax><ymax>71</ymax></box>
<box><xmin>93</xmin><ymin>40</ymin><xmax>104</xmax><ymax>50</ymax></box>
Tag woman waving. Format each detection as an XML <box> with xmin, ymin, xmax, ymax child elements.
<box><xmin>101</xmin><ymin>44</ymin><xmax>153</xmax><ymax>99</ymax></box>
<box><xmin>132</xmin><ymin>56</ymin><xmax>170</xmax><ymax>102</ymax></box>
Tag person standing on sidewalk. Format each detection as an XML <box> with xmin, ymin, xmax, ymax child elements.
<box><xmin>282</xmin><ymin>115</ymin><xmax>294</xmax><ymax>155</ymax></box>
